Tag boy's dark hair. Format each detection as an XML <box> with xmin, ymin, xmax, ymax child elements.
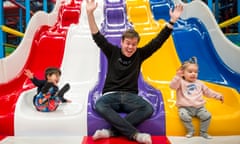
<box><xmin>121</xmin><ymin>29</ymin><xmax>140</xmax><ymax>43</ymax></box>
<box><xmin>44</xmin><ymin>67</ymin><xmax>61</xmax><ymax>79</ymax></box>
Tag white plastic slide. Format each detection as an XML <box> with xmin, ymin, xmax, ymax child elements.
<box><xmin>0</xmin><ymin>1</ymin><xmax>61</xmax><ymax>83</ymax></box>
<box><xmin>14</xmin><ymin>0</ymin><xmax>104</xmax><ymax>136</ymax></box>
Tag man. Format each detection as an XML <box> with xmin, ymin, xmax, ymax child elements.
<box><xmin>86</xmin><ymin>0</ymin><xmax>183</xmax><ymax>143</ymax></box>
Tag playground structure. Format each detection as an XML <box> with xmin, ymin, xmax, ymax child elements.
<box><xmin>0</xmin><ymin>0</ymin><xmax>239</xmax><ymax>141</ymax></box>
<box><xmin>1</xmin><ymin>0</ymin><xmax>55</xmax><ymax>57</ymax></box>
<box><xmin>1</xmin><ymin>0</ymin><xmax>240</xmax><ymax>57</ymax></box>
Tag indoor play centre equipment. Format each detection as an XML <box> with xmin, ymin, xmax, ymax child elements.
<box><xmin>0</xmin><ymin>0</ymin><xmax>239</xmax><ymax>143</ymax></box>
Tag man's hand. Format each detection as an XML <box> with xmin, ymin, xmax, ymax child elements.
<box><xmin>169</xmin><ymin>4</ymin><xmax>184</xmax><ymax>23</ymax></box>
<box><xmin>86</xmin><ymin>0</ymin><xmax>98</xmax><ymax>15</ymax></box>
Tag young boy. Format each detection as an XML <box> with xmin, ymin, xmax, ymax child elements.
<box><xmin>24</xmin><ymin>67</ymin><xmax>71</xmax><ymax>112</ymax></box>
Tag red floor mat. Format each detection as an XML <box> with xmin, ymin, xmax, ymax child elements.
<box><xmin>0</xmin><ymin>136</ymin><xmax>6</xmax><ymax>141</ymax></box>
<box><xmin>82</xmin><ymin>136</ymin><xmax>171</xmax><ymax>144</ymax></box>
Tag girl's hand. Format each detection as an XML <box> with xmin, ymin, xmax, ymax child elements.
<box><xmin>176</xmin><ymin>67</ymin><xmax>184</xmax><ymax>77</ymax></box>
<box><xmin>219</xmin><ymin>95</ymin><xmax>224</xmax><ymax>103</ymax></box>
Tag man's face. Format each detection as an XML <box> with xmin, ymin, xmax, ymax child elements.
<box><xmin>121</xmin><ymin>37</ymin><xmax>138</xmax><ymax>57</ymax></box>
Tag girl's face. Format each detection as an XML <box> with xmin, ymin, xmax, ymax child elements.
<box><xmin>47</xmin><ymin>73</ymin><xmax>60</xmax><ymax>85</ymax></box>
<box><xmin>183</xmin><ymin>64</ymin><xmax>198</xmax><ymax>82</ymax></box>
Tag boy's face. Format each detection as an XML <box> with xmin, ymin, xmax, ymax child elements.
<box><xmin>47</xmin><ymin>73</ymin><xmax>60</xmax><ymax>85</ymax></box>
<box><xmin>121</xmin><ymin>37</ymin><xmax>138</xmax><ymax>57</ymax></box>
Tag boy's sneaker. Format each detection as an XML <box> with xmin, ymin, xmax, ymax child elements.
<box><xmin>57</xmin><ymin>83</ymin><xmax>70</xmax><ymax>102</ymax></box>
<box><xmin>200</xmin><ymin>132</ymin><xmax>213</xmax><ymax>139</ymax></box>
<box><xmin>57</xmin><ymin>83</ymin><xmax>70</xmax><ymax>97</ymax></box>
<box><xmin>185</xmin><ymin>132</ymin><xmax>194</xmax><ymax>138</ymax></box>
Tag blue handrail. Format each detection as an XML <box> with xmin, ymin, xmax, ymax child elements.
<box><xmin>25</xmin><ymin>0</ymin><xmax>30</xmax><ymax>27</ymax></box>
<box><xmin>0</xmin><ymin>1</ymin><xmax>4</xmax><ymax>58</ymax></box>
<box><xmin>238</xmin><ymin>0</ymin><xmax>240</xmax><ymax>32</ymax></box>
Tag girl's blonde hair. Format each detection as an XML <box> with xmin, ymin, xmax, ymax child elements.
<box><xmin>181</xmin><ymin>56</ymin><xmax>198</xmax><ymax>70</ymax></box>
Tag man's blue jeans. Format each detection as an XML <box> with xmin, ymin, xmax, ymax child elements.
<box><xmin>95</xmin><ymin>91</ymin><xmax>154</xmax><ymax>139</ymax></box>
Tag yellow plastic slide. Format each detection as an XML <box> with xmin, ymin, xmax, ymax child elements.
<box><xmin>126</xmin><ymin>0</ymin><xmax>240</xmax><ymax>136</ymax></box>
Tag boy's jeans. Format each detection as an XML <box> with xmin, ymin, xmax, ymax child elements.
<box><xmin>95</xmin><ymin>91</ymin><xmax>154</xmax><ymax>139</ymax></box>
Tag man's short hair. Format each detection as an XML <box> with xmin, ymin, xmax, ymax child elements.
<box><xmin>121</xmin><ymin>29</ymin><xmax>140</xmax><ymax>43</ymax></box>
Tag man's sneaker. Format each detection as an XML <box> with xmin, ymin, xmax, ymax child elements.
<box><xmin>135</xmin><ymin>133</ymin><xmax>152</xmax><ymax>144</ymax></box>
<box><xmin>92</xmin><ymin>129</ymin><xmax>111</xmax><ymax>140</ymax></box>
<box><xmin>200</xmin><ymin>133</ymin><xmax>213</xmax><ymax>139</ymax></box>
<box><xmin>185</xmin><ymin>132</ymin><xmax>194</xmax><ymax>138</ymax></box>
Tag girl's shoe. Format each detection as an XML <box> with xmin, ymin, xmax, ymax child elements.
<box><xmin>200</xmin><ymin>132</ymin><xmax>213</xmax><ymax>139</ymax></box>
<box><xmin>185</xmin><ymin>132</ymin><xmax>194</xmax><ymax>138</ymax></box>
